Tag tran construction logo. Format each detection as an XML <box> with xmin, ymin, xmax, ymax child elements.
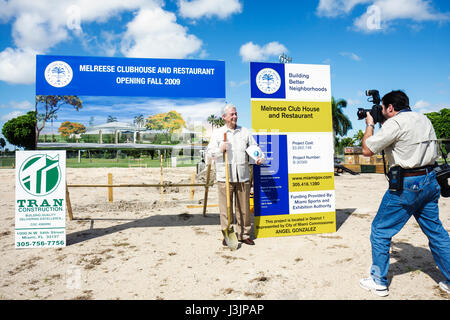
<box><xmin>15</xmin><ymin>151</ymin><xmax>66</xmax><ymax>249</ymax></box>
<box><xmin>18</xmin><ymin>154</ymin><xmax>62</xmax><ymax>196</ymax></box>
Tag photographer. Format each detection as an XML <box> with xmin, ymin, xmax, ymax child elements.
<box><xmin>360</xmin><ymin>90</ymin><xmax>450</xmax><ymax>297</ymax></box>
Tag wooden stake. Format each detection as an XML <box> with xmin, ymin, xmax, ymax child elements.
<box><xmin>190</xmin><ymin>171</ymin><xmax>196</xmax><ymax>200</ymax></box>
<box><xmin>66</xmin><ymin>184</ymin><xmax>73</xmax><ymax>221</ymax></box>
<box><xmin>202</xmin><ymin>163</ymin><xmax>212</xmax><ymax>216</ymax></box>
<box><xmin>160</xmin><ymin>154</ymin><xmax>164</xmax><ymax>203</ymax></box>
<box><xmin>108</xmin><ymin>173</ymin><xmax>113</xmax><ymax>202</ymax></box>
<box><xmin>188</xmin><ymin>204</ymin><xmax>218</xmax><ymax>209</ymax></box>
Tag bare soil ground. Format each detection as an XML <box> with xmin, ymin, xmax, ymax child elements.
<box><xmin>0</xmin><ymin>167</ymin><xmax>449</xmax><ymax>300</ymax></box>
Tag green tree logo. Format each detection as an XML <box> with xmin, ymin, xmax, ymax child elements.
<box><xmin>19</xmin><ymin>154</ymin><xmax>61</xmax><ymax>196</ymax></box>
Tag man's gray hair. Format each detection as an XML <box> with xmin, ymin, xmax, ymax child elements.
<box><xmin>222</xmin><ymin>103</ymin><xmax>236</xmax><ymax>116</ymax></box>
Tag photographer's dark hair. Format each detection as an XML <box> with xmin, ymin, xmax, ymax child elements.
<box><xmin>382</xmin><ymin>90</ymin><xmax>410</xmax><ymax>111</ymax></box>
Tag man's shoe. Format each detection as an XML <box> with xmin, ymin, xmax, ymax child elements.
<box><xmin>439</xmin><ymin>281</ymin><xmax>450</xmax><ymax>294</ymax></box>
<box><xmin>239</xmin><ymin>238</ymin><xmax>255</xmax><ymax>245</ymax></box>
<box><xmin>359</xmin><ymin>277</ymin><xmax>389</xmax><ymax>297</ymax></box>
<box><xmin>222</xmin><ymin>239</ymin><xmax>227</xmax><ymax>246</ymax></box>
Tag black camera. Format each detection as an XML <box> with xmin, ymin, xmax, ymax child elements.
<box><xmin>435</xmin><ymin>163</ymin><xmax>450</xmax><ymax>197</ymax></box>
<box><xmin>357</xmin><ymin>90</ymin><xmax>385</xmax><ymax>124</ymax></box>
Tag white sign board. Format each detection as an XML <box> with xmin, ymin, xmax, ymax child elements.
<box><xmin>15</xmin><ymin>151</ymin><xmax>66</xmax><ymax>248</ymax></box>
<box><xmin>251</xmin><ymin>62</ymin><xmax>335</xmax><ymax>238</ymax></box>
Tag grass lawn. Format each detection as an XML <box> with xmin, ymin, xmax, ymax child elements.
<box><xmin>0</xmin><ymin>157</ymin><xmax>14</xmax><ymax>168</ymax></box>
<box><xmin>66</xmin><ymin>157</ymin><xmax>198</xmax><ymax>168</ymax></box>
<box><xmin>0</xmin><ymin>156</ymin><xmax>200</xmax><ymax>168</ymax></box>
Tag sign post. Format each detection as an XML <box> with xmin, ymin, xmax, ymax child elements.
<box><xmin>15</xmin><ymin>151</ymin><xmax>66</xmax><ymax>248</ymax></box>
<box><xmin>250</xmin><ymin>62</ymin><xmax>336</xmax><ymax>238</ymax></box>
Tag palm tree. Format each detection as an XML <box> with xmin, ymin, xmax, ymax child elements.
<box><xmin>353</xmin><ymin>129</ymin><xmax>364</xmax><ymax>147</ymax></box>
<box><xmin>332</xmin><ymin>97</ymin><xmax>352</xmax><ymax>137</ymax></box>
<box><xmin>134</xmin><ymin>114</ymin><xmax>145</xmax><ymax>128</ymax></box>
<box><xmin>107</xmin><ymin>115</ymin><xmax>117</xmax><ymax>123</ymax></box>
<box><xmin>207</xmin><ymin>114</ymin><xmax>224</xmax><ymax>129</ymax></box>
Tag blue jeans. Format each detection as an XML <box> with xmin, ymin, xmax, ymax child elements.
<box><xmin>370</xmin><ymin>170</ymin><xmax>450</xmax><ymax>286</ymax></box>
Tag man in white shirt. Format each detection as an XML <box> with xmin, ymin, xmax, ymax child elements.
<box><xmin>207</xmin><ymin>103</ymin><xmax>263</xmax><ymax>245</ymax></box>
<box><xmin>359</xmin><ymin>90</ymin><xmax>450</xmax><ymax>296</ymax></box>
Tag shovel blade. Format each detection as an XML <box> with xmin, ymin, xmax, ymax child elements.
<box><xmin>222</xmin><ymin>227</ymin><xmax>239</xmax><ymax>250</ymax></box>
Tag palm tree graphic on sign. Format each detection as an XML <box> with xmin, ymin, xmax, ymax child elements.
<box><xmin>51</xmin><ymin>66</ymin><xmax>66</xmax><ymax>84</ymax></box>
<box><xmin>261</xmin><ymin>73</ymin><xmax>274</xmax><ymax>90</ymax></box>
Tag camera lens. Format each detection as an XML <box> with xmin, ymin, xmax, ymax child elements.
<box><xmin>357</xmin><ymin>108</ymin><xmax>367</xmax><ymax>120</ymax></box>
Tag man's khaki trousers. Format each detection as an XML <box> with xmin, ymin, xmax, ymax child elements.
<box><xmin>218</xmin><ymin>181</ymin><xmax>252</xmax><ymax>240</ymax></box>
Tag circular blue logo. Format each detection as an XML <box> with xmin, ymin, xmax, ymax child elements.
<box><xmin>45</xmin><ymin>61</ymin><xmax>73</xmax><ymax>88</ymax></box>
<box><xmin>256</xmin><ymin>68</ymin><xmax>281</xmax><ymax>94</ymax></box>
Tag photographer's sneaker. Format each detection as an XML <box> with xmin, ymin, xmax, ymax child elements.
<box><xmin>359</xmin><ymin>277</ymin><xmax>389</xmax><ymax>297</ymax></box>
<box><xmin>439</xmin><ymin>282</ymin><xmax>450</xmax><ymax>294</ymax></box>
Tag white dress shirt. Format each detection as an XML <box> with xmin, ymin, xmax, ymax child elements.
<box><xmin>206</xmin><ymin>125</ymin><xmax>259</xmax><ymax>182</ymax></box>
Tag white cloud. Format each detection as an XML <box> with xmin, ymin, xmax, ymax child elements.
<box><xmin>0</xmin><ymin>1</ymin><xmax>155</xmax><ymax>84</ymax></box>
<box><xmin>0</xmin><ymin>47</ymin><xmax>38</xmax><ymax>84</ymax></box>
<box><xmin>412</xmin><ymin>100</ymin><xmax>448</xmax><ymax>114</ymax></box>
<box><xmin>12</xmin><ymin>12</ymin><xmax>68</xmax><ymax>52</ymax></box>
<box><xmin>316</xmin><ymin>0</ymin><xmax>371</xmax><ymax>17</ymax></box>
<box><xmin>354</xmin><ymin>0</ymin><xmax>450</xmax><ymax>32</ymax></box>
<box><xmin>1</xmin><ymin>1</ymin><xmax>148</xmax><ymax>52</ymax></box>
<box><xmin>229</xmin><ymin>80</ymin><xmax>249</xmax><ymax>88</ymax></box>
<box><xmin>164</xmin><ymin>99</ymin><xmax>224</xmax><ymax>122</ymax></box>
<box><xmin>317</xmin><ymin>0</ymin><xmax>450</xmax><ymax>32</ymax></box>
<box><xmin>0</xmin><ymin>0</ymin><xmax>206</xmax><ymax>84</ymax></box>
<box><xmin>1</xmin><ymin>110</ymin><xmax>24</xmax><ymax>122</ymax></box>
<box><xmin>413</xmin><ymin>99</ymin><xmax>431</xmax><ymax>109</ymax></box>
<box><xmin>347</xmin><ymin>99</ymin><xmax>361</xmax><ymax>105</ymax></box>
<box><xmin>121</xmin><ymin>7</ymin><xmax>202</xmax><ymax>58</ymax></box>
<box><xmin>239</xmin><ymin>41</ymin><xmax>287</xmax><ymax>62</ymax></box>
<box><xmin>178</xmin><ymin>0</ymin><xmax>242</xmax><ymax>19</ymax></box>
<box><xmin>340</xmin><ymin>52</ymin><xmax>362</xmax><ymax>61</ymax></box>
<box><xmin>0</xmin><ymin>100</ymin><xmax>33</xmax><ymax>110</ymax></box>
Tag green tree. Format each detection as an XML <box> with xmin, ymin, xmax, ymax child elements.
<box><xmin>2</xmin><ymin>111</ymin><xmax>36</xmax><ymax>150</ymax></box>
<box><xmin>425</xmin><ymin>108</ymin><xmax>449</xmax><ymax>139</ymax></box>
<box><xmin>35</xmin><ymin>95</ymin><xmax>83</xmax><ymax>146</ymax></box>
<box><xmin>146</xmin><ymin>110</ymin><xmax>186</xmax><ymax>143</ymax></box>
<box><xmin>352</xmin><ymin>129</ymin><xmax>364</xmax><ymax>147</ymax></box>
<box><xmin>340</xmin><ymin>137</ymin><xmax>355</xmax><ymax>148</ymax></box>
<box><xmin>332</xmin><ymin>97</ymin><xmax>353</xmax><ymax>137</ymax></box>
<box><xmin>207</xmin><ymin>114</ymin><xmax>216</xmax><ymax>130</ymax></box>
<box><xmin>58</xmin><ymin>121</ymin><xmax>87</xmax><ymax>137</ymax></box>
<box><xmin>0</xmin><ymin>137</ymin><xmax>6</xmax><ymax>152</ymax></box>
<box><xmin>146</xmin><ymin>110</ymin><xmax>186</xmax><ymax>132</ymax></box>
<box><xmin>207</xmin><ymin>114</ymin><xmax>224</xmax><ymax>128</ymax></box>
<box><xmin>334</xmin><ymin>136</ymin><xmax>357</xmax><ymax>155</ymax></box>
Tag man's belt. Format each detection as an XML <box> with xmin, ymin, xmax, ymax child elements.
<box><xmin>403</xmin><ymin>165</ymin><xmax>435</xmax><ymax>177</ymax></box>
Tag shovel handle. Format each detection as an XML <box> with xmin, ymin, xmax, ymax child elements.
<box><xmin>224</xmin><ymin>133</ymin><xmax>232</xmax><ymax>226</ymax></box>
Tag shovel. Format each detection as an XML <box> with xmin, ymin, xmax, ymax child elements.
<box><xmin>222</xmin><ymin>132</ymin><xmax>239</xmax><ymax>250</ymax></box>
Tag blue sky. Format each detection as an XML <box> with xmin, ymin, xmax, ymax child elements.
<box><xmin>0</xmin><ymin>0</ymin><xmax>449</xmax><ymax>149</ymax></box>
